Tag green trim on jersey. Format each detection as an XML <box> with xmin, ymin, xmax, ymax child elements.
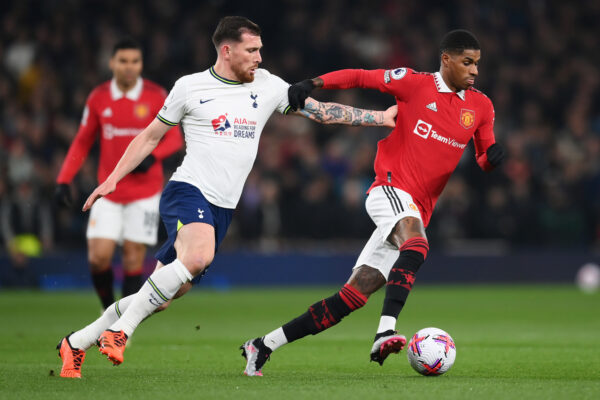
<box><xmin>177</xmin><ymin>219</ymin><xmax>183</xmax><ymax>232</ymax></box>
<box><xmin>156</xmin><ymin>114</ymin><xmax>178</xmax><ymax>126</ymax></box>
<box><xmin>283</xmin><ymin>105</ymin><xmax>292</xmax><ymax>115</ymax></box>
<box><xmin>209</xmin><ymin>66</ymin><xmax>242</xmax><ymax>85</ymax></box>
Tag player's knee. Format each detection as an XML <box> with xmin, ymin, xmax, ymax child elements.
<box><xmin>122</xmin><ymin>242</ymin><xmax>146</xmax><ymax>268</ymax></box>
<box><xmin>389</xmin><ymin>217</ymin><xmax>426</xmax><ymax>247</ymax></box>
<box><xmin>88</xmin><ymin>253</ymin><xmax>112</xmax><ymax>270</ymax></box>
<box><xmin>180</xmin><ymin>255</ymin><xmax>211</xmax><ymax>277</ymax></box>
<box><xmin>122</xmin><ymin>253</ymin><xmax>143</xmax><ymax>270</ymax></box>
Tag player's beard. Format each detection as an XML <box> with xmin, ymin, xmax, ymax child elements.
<box><xmin>231</xmin><ymin>63</ymin><xmax>256</xmax><ymax>83</ymax></box>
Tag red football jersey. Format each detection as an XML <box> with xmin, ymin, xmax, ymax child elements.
<box><xmin>57</xmin><ymin>78</ymin><xmax>183</xmax><ymax>203</ymax></box>
<box><xmin>320</xmin><ymin>68</ymin><xmax>497</xmax><ymax>226</ymax></box>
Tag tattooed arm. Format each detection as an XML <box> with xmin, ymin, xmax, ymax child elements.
<box><xmin>292</xmin><ymin>97</ymin><xmax>397</xmax><ymax>128</ymax></box>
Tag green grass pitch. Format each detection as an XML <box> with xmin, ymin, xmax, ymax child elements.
<box><xmin>1</xmin><ymin>285</ymin><xmax>599</xmax><ymax>399</ymax></box>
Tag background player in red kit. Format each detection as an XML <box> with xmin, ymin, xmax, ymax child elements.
<box><xmin>241</xmin><ymin>29</ymin><xmax>506</xmax><ymax>376</ymax></box>
<box><xmin>55</xmin><ymin>38</ymin><xmax>183</xmax><ymax>309</ymax></box>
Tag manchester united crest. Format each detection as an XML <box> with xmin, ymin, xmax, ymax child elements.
<box><xmin>134</xmin><ymin>103</ymin><xmax>149</xmax><ymax>119</ymax></box>
<box><xmin>460</xmin><ymin>109</ymin><xmax>475</xmax><ymax>129</ymax></box>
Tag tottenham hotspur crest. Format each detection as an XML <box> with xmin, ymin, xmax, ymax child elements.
<box><xmin>250</xmin><ymin>92</ymin><xmax>258</xmax><ymax>108</ymax></box>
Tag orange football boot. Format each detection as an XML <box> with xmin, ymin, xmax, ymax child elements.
<box><xmin>57</xmin><ymin>335</ymin><xmax>86</xmax><ymax>378</ymax></box>
<box><xmin>97</xmin><ymin>329</ymin><xmax>128</xmax><ymax>365</ymax></box>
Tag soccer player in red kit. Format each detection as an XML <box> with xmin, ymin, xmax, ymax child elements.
<box><xmin>241</xmin><ymin>29</ymin><xmax>506</xmax><ymax>376</ymax></box>
<box><xmin>55</xmin><ymin>38</ymin><xmax>183</xmax><ymax>309</ymax></box>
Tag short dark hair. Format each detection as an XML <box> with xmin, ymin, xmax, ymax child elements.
<box><xmin>112</xmin><ymin>37</ymin><xmax>142</xmax><ymax>55</ymax></box>
<box><xmin>440</xmin><ymin>29</ymin><xmax>480</xmax><ymax>55</ymax></box>
<box><xmin>212</xmin><ymin>16</ymin><xmax>261</xmax><ymax>48</ymax></box>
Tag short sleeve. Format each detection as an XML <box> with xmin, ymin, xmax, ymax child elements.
<box><xmin>156</xmin><ymin>78</ymin><xmax>187</xmax><ymax>126</ymax></box>
<box><xmin>269</xmin><ymin>73</ymin><xmax>292</xmax><ymax>115</ymax></box>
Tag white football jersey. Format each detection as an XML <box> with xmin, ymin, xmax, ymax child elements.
<box><xmin>157</xmin><ymin>67</ymin><xmax>291</xmax><ymax>208</ymax></box>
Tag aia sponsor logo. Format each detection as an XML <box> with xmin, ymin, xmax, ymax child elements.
<box><xmin>211</xmin><ymin>114</ymin><xmax>257</xmax><ymax>138</ymax></box>
<box><xmin>460</xmin><ymin>109</ymin><xmax>475</xmax><ymax>129</ymax></box>
<box><xmin>211</xmin><ymin>114</ymin><xmax>231</xmax><ymax>132</ymax></box>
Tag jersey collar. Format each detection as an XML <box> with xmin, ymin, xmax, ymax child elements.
<box><xmin>110</xmin><ymin>77</ymin><xmax>143</xmax><ymax>101</ymax></box>
<box><xmin>433</xmin><ymin>72</ymin><xmax>465</xmax><ymax>101</ymax></box>
<box><xmin>209</xmin><ymin>66</ymin><xmax>242</xmax><ymax>85</ymax></box>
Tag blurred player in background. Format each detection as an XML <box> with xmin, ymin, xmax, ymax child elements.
<box><xmin>241</xmin><ymin>29</ymin><xmax>506</xmax><ymax>376</ymax></box>
<box><xmin>56</xmin><ymin>16</ymin><xmax>397</xmax><ymax>378</ymax></box>
<box><xmin>55</xmin><ymin>38</ymin><xmax>183</xmax><ymax>310</ymax></box>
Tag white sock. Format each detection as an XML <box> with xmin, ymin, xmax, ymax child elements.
<box><xmin>377</xmin><ymin>315</ymin><xmax>397</xmax><ymax>334</ymax></box>
<box><xmin>69</xmin><ymin>295</ymin><xmax>136</xmax><ymax>350</ymax></box>
<box><xmin>109</xmin><ymin>259</ymin><xmax>192</xmax><ymax>337</ymax></box>
<box><xmin>263</xmin><ymin>327</ymin><xmax>288</xmax><ymax>351</ymax></box>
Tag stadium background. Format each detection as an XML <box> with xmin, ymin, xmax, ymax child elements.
<box><xmin>1</xmin><ymin>0</ymin><xmax>599</xmax><ymax>289</ymax></box>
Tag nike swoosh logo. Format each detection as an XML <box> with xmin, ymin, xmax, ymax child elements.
<box><xmin>199</xmin><ymin>99</ymin><xmax>214</xmax><ymax>104</ymax></box>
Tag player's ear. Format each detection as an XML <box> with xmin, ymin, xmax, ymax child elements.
<box><xmin>108</xmin><ymin>56</ymin><xmax>115</xmax><ymax>72</ymax></box>
<box><xmin>441</xmin><ymin>52</ymin><xmax>450</xmax><ymax>68</ymax></box>
<box><xmin>220</xmin><ymin>43</ymin><xmax>231</xmax><ymax>60</ymax></box>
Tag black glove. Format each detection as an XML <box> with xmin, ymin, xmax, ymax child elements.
<box><xmin>288</xmin><ymin>79</ymin><xmax>316</xmax><ymax>111</ymax></box>
<box><xmin>486</xmin><ymin>143</ymin><xmax>505</xmax><ymax>167</ymax></box>
<box><xmin>54</xmin><ymin>183</ymin><xmax>73</xmax><ymax>208</ymax></box>
<box><xmin>132</xmin><ymin>154</ymin><xmax>156</xmax><ymax>174</ymax></box>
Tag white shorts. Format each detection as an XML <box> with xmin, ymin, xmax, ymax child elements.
<box><xmin>86</xmin><ymin>193</ymin><xmax>161</xmax><ymax>245</ymax></box>
<box><xmin>353</xmin><ymin>185</ymin><xmax>423</xmax><ymax>279</ymax></box>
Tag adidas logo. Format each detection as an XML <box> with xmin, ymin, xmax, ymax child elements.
<box><xmin>426</xmin><ymin>102</ymin><xmax>437</xmax><ymax>112</ymax></box>
<box><xmin>102</xmin><ymin>107</ymin><xmax>113</xmax><ymax>118</ymax></box>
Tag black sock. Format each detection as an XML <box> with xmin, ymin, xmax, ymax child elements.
<box><xmin>122</xmin><ymin>272</ymin><xmax>143</xmax><ymax>297</ymax></box>
<box><xmin>381</xmin><ymin>240</ymin><xmax>427</xmax><ymax>318</ymax></box>
<box><xmin>282</xmin><ymin>284</ymin><xmax>367</xmax><ymax>343</ymax></box>
<box><xmin>91</xmin><ymin>268</ymin><xmax>114</xmax><ymax>309</ymax></box>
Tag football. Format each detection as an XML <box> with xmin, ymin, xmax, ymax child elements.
<box><xmin>407</xmin><ymin>327</ymin><xmax>456</xmax><ymax>376</ymax></box>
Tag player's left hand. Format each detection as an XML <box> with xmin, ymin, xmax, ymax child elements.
<box><xmin>132</xmin><ymin>154</ymin><xmax>156</xmax><ymax>173</ymax></box>
<box><xmin>383</xmin><ymin>105</ymin><xmax>398</xmax><ymax>128</ymax></box>
<box><xmin>288</xmin><ymin>79</ymin><xmax>315</xmax><ymax>111</ymax></box>
<box><xmin>82</xmin><ymin>179</ymin><xmax>116</xmax><ymax>212</ymax></box>
<box><xmin>486</xmin><ymin>143</ymin><xmax>505</xmax><ymax>167</ymax></box>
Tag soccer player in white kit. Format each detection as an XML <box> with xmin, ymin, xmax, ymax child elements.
<box><xmin>56</xmin><ymin>16</ymin><xmax>398</xmax><ymax>378</ymax></box>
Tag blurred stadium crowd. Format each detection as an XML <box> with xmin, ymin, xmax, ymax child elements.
<box><xmin>1</xmin><ymin>0</ymin><xmax>599</xmax><ymax>257</ymax></box>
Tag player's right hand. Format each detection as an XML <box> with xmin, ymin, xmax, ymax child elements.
<box><xmin>82</xmin><ymin>179</ymin><xmax>116</xmax><ymax>212</ymax></box>
<box><xmin>54</xmin><ymin>184</ymin><xmax>73</xmax><ymax>208</ymax></box>
<box><xmin>486</xmin><ymin>143</ymin><xmax>506</xmax><ymax>167</ymax></box>
<box><xmin>288</xmin><ymin>79</ymin><xmax>315</xmax><ymax>111</ymax></box>
<box><xmin>383</xmin><ymin>105</ymin><xmax>398</xmax><ymax>128</ymax></box>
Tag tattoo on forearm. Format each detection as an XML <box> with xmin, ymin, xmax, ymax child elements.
<box><xmin>325</xmin><ymin>106</ymin><xmax>345</xmax><ymax>120</ymax></box>
<box><xmin>300</xmin><ymin>99</ymin><xmax>386</xmax><ymax>126</ymax></box>
<box><xmin>364</xmin><ymin>113</ymin><xmax>376</xmax><ymax>124</ymax></box>
<box><xmin>300</xmin><ymin>102</ymin><xmax>324</xmax><ymax>122</ymax></box>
